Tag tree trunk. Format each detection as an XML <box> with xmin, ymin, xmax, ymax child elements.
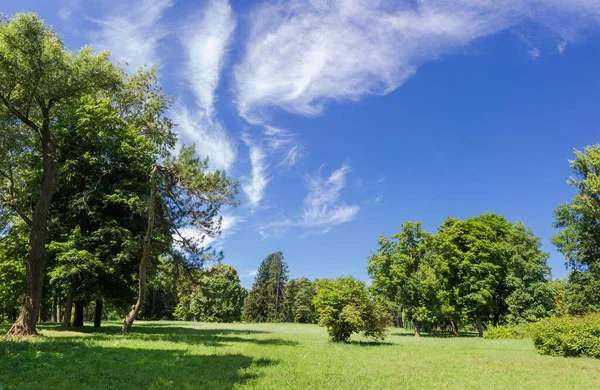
<box><xmin>94</xmin><ymin>299</ymin><xmax>103</xmax><ymax>328</ymax></box>
<box><xmin>122</xmin><ymin>165</ymin><xmax>159</xmax><ymax>334</ymax></box>
<box><xmin>7</xmin><ymin>126</ymin><xmax>57</xmax><ymax>338</ymax></box>
<box><xmin>476</xmin><ymin>317</ymin><xmax>483</xmax><ymax>337</ymax></box>
<box><xmin>414</xmin><ymin>320</ymin><xmax>421</xmax><ymax>338</ymax></box>
<box><xmin>63</xmin><ymin>290</ymin><xmax>73</xmax><ymax>327</ymax></box>
<box><xmin>451</xmin><ymin>319</ymin><xmax>459</xmax><ymax>336</ymax></box>
<box><xmin>73</xmin><ymin>301</ymin><xmax>84</xmax><ymax>327</ymax></box>
<box><xmin>51</xmin><ymin>290</ymin><xmax>57</xmax><ymax>323</ymax></box>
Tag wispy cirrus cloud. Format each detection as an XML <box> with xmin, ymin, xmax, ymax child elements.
<box><xmin>234</xmin><ymin>0</ymin><xmax>600</xmax><ymax>121</ymax></box>
<box><xmin>182</xmin><ymin>0</ymin><xmax>236</xmax><ymax>117</ymax></box>
<box><xmin>258</xmin><ymin>162</ymin><xmax>360</xmax><ymax>238</ymax></box>
<box><xmin>241</xmin><ymin>134</ymin><xmax>270</xmax><ymax>208</ymax></box>
<box><xmin>176</xmin><ymin>0</ymin><xmax>238</xmax><ymax>172</ymax></box>
<box><xmin>90</xmin><ymin>0</ymin><xmax>173</xmax><ymax>70</ymax></box>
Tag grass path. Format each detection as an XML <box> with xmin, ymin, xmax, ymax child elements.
<box><xmin>1</xmin><ymin>321</ymin><xmax>599</xmax><ymax>389</ymax></box>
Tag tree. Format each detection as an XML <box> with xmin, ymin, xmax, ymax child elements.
<box><xmin>175</xmin><ymin>263</ymin><xmax>245</xmax><ymax>322</ymax></box>
<box><xmin>122</xmin><ymin>145</ymin><xmax>238</xmax><ymax>333</ymax></box>
<box><xmin>242</xmin><ymin>252</ymin><xmax>288</xmax><ymax>322</ymax></box>
<box><xmin>368</xmin><ymin>222</ymin><xmax>441</xmax><ymax>337</ymax></box>
<box><xmin>283</xmin><ymin>278</ymin><xmax>316</xmax><ymax>323</ymax></box>
<box><xmin>552</xmin><ymin>145</ymin><xmax>600</xmax><ymax>314</ymax></box>
<box><xmin>436</xmin><ymin>218</ymin><xmax>504</xmax><ymax>336</ymax></box>
<box><xmin>0</xmin><ymin>13</ymin><xmax>121</xmax><ymax>336</ymax></box>
<box><xmin>313</xmin><ymin>276</ymin><xmax>390</xmax><ymax>342</ymax></box>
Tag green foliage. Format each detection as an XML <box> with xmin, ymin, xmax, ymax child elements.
<box><xmin>313</xmin><ymin>276</ymin><xmax>390</xmax><ymax>342</ymax></box>
<box><xmin>283</xmin><ymin>278</ymin><xmax>316</xmax><ymax>323</ymax></box>
<box><xmin>0</xmin><ymin>224</ymin><xmax>26</xmax><ymax>320</ymax></box>
<box><xmin>483</xmin><ymin>323</ymin><xmax>533</xmax><ymax>339</ymax></box>
<box><xmin>531</xmin><ymin>313</ymin><xmax>600</xmax><ymax>358</ymax></box>
<box><xmin>243</xmin><ymin>252</ymin><xmax>288</xmax><ymax>322</ymax></box>
<box><xmin>368</xmin><ymin>222</ymin><xmax>440</xmax><ymax>334</ymax></box>
<box><xmin>552</xmin><ymin>145</ymin><xmax>600</xmax><ymax>314</ymax></box>
<box><xmin>175</xmin><ymin>263</ymin><xmax>246</xmax><ymax>322</ymax></box>
<box><xmin>369</xmin><ymin>214</ymin><xmax>555</xmax><ymax>335</ymax></box>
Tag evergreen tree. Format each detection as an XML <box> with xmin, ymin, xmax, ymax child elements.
<box><xmin>243</xmin><ymin>251</ymin><xmax>288</xmax><ymax>322</ymax></box>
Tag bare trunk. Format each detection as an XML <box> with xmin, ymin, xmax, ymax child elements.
<box><xmin>62</xmin><ymin>289</ymin><xmax>73</xmax><ymax>327</ymax></box>
<box><xmin>51</xmin><ymin>290</ymin><xmax>57</xmax><ymax>323</ymax></box>
<box><xmin>476</xmin><ymin>317</ymin><xmax>483</xmax><ymax>337</ymax></box>
<box><xmin>122</xmin><ymin>165</ymin><xmax>158</xmax><ymax>334</ymax></box>
<box><xmin>94</xmin><ymin>299</ymin><xmax>102</xmax><ymax>328</ymax></box>
<box><xmin>7</xmin><ymin>124</ymin><xmax>56</xmax><ymax>337</ymax></box>
<box><xmin>73</xmin><ymin>301</ymin><xmax>84</xmax><ymax>327</ymax></box>
<box><xmin>414</xmin><ymin>320</ymin><xmax>421</xmax><ymax>338</ymax></box>
<box><xmin>451</xmin><ymin>320</ymin><xmax>459</xmax><ymax>336</ymax></box>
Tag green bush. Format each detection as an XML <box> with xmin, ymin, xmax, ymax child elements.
<box><xmin>483</xmin><ymin>323</ymin><xmax>533</xmax><ymax>339</ymax></box>
<box><xmin>531</xmin><ymin>313</ymin><xmax>600</xmax><ymax>358</ymax></box>
<box><xmin>313</xmin><ymin>276</ymin><xmax>390</xmax><ymax>342</ymax></box>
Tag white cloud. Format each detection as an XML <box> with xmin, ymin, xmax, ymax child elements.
<box><xmin>182</xmin><ymin>0</ymin><xmax>236</xmax><ymax>117</ymax></box>
<box><xmin>58</xmin><ymin>0</ymin><xmax>81</xmax><ymax>21</ymax></box>
<box><xmin>242</xmin><ymin>135</ymin><xmax>270</xmax><ymax>208</ymax></box>
<box><xmin>258</xmin><ymin>162</ymin><xmax>360</xmax><ymax>237</ymax></box>
<box><xmin>301</xmin><ymin>162</ymin><xmax>360</xmax><ymax>228</ymax></box>
<box><xmin>246</xmin><ymin>269</ymin><xmax>258</xmax><ymax>277</ymax></box>
<box><xmin>174</xmin><ymin>105</ymin><xmax>237</xmax><ymax>172</ymax></box>
<box><xmin>90</xmin><ymin>0</ymin><xmax>173</xmax><ymax>70</ymax></box>
<box><xmin>529</xmin><ymin>47</ymin><xmax>541</xmax><ymax>59</ymax></box>
<box><xmin>176</xmin><ymin>214</ymin><xmax>244</xmax><ymax>248</ymax></box>
<box><xmin>234</xmin><ymin>0</ymin><xmax>600</xmax><ymax>121</ymax></box>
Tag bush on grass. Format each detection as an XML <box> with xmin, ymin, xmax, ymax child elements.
<box><xmin>483</xmin><ymin>323</ymin><xmax>533</xmax><ymax>339</ymax></box>
<box><xmin>531</xmin><ymin>313</ymin><xmax>600</xmax><ymax>358</ymax></box>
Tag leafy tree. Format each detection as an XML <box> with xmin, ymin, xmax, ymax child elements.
<box><xmin>175</xmin><ymin>263</ymin><xmax>245</xmax><ymax>322</ymax></box>
<box><xmin>0</xmin><ymin>13</ymin><xmax>121</xmax><ymax>336</ymax></box>
<box><xmin>313</xmin><ymin>276</ymin><xmax>390</xmax><ymax>342</ymax></box>
<box><xmin>552</xmin><ymin>145</ymin><xmax>600</xmax><ymax>314</ymax></box>
<box><xmin>368</xmin><ymin>222</ymin><xmax>441</xmax><ymax>337</ymax></box>
<box><xmin>243</xmin><ymin>252</ymin><xmax>288</xmax><ymax>322</ymax></box>
<box><xmin>283</xmin><ymin>278</ymin><xmax>316</xmax><ymax>323</ymax></box>
<box><xmin>0</xmin><ymin>223</ymin><xmax>27</xmax><ymax>321</ymax></box>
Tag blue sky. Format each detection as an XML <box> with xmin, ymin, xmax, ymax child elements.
<box><xmin>5</xmin><ymin>0</ymin><xmax>600</xmax><ymax>286</ymax></box>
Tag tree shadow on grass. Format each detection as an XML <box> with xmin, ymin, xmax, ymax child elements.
<box><xmin>391</xmin><ymin>330</ymin><xmax>479</xmax><ymax>338</ymax></box>
<box><xmin>346</xmin><ymin>340</ymin><xmax>395</xmax><ymax>346</ymax></box>
<box><xmin>0</xmin><ymin>337</ymin><xmax>277</xmax><ymax>389</ymax></box>
<box><xmin>39</xmin><ymin>323</ymin><xmax>299</xmax><ymax>347</ymax></box>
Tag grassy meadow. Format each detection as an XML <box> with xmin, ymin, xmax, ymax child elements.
<box><xmin>1</xmin><ymin>321</ymin><xmax>599</xmax><ymax>389</ymax></box>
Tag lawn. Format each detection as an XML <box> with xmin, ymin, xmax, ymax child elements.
<box><xmin>1</xmin><ymin>321</ymin><xmax>599</xmax><ymax>389</ymax></box>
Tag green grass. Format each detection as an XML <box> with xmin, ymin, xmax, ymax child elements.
<box><xmin>1</xmin><ymin>321</ymin><xmax>599</xmax><ymax>389</ymax></box>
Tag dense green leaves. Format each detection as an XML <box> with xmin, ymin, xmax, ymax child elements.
<box><xmin>313</xmin><ymin>276</ymin><xmax>390</xmax><ymax>342</ymax></box>
<box><xmin>243</xmin><ymin>252</ymin><xmax>288</xmax><ymax>322</ymax></box>
<box><xmin>552</xmin><ymin>145</ymin><xmax>600</xmax><ymax>314</ymax></box>
<box><xmin>175</xmin><ymin>263</ymin><xmax>246</xmax><ymax>322</ymax></box>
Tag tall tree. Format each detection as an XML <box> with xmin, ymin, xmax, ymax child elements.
<box><xmin>283</xmin><ymin>278</ymin><xmax>316</xmax><ymax>323</ymax></box>
<box><xmin>368</xmin><ymin>222</ymin><xmax>440</xmax><ymax>337</ymax></box>
<box><xmin>122</xmin><ymin>145</ymin><xmax>238</xmax><ymax>333</ymax></box>
<box><xmin>243</xmin><ymin>252</ymin><xmax>288</xmax><ymax>322</ymax></box>
<box><xmin>552</xmin><ymin>145</ymin><xmax>600</xmax><ymax>314</ymax></box>
<box><xmin>0</xmin><ymin>13</ymin><xmax>121</xmax><ymax>336</ymax></box>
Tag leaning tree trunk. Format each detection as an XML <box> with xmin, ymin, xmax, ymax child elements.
<box><xmin>476</xmin><ymin>317</ymin><xmax>483</xmax><ymax>337</ymax></box>
<box><xmin>94</xmin><ymin>299</ymin><xmax>103</xmax><ymax>328</ymax></box>
<box><xmin>122</xmin><ymin>165</ymin><xmax>158</xmax><ymax>334</ymax></box>
<box><xmin>450</xmin><ymin>319</ymin><xmax>459</xmax><ymax>336</ymax></box>
<box><xmin>7</xmin><ymin>127</ymin><xmax>57</xmax><ymax>337</ymax></box>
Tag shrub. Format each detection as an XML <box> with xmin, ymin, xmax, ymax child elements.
<box><xmin>483</xmin><ymin>323</ymin><xmax>533</xmax><ymax>339</ymax></box>
<box><xmin>313</xmin><ymin>276</ymin><xmax>390</xmax><ymax>342</ymax></box>
<box><xmin>531</xmin><ymin>313</ymin><xmax>600</xmax><ymax>358</ymax></box>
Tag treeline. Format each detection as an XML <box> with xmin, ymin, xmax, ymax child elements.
<box><xmin>0</xmin><ymin>14</ymin><xmax>238</xmax><ymax>336</ymax></box>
